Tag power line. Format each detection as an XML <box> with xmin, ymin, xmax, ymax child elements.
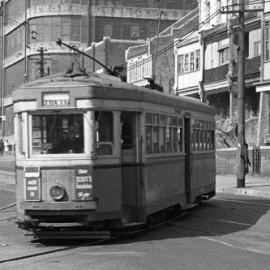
<box><xmin>127</xmin><ymin>8</ymin><xmax>221</xmax><ymax>73</ymax></box>
<box><xmin>127</xmin><ymin>0</ymin><xmax>265</xmax><ymax>74</ymax></box>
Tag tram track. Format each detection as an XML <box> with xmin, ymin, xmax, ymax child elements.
<box><xmin>0</xmin><ymin>203</ymin><xmax>16</xmax><ymax>222</ymax></box>
<box><xmin>1</xmin><ymin>196</ymin><xmax>268</xmax><ymax>264</ymax></box>
<box><xmin>0</xmin><ymin>237</ymin><xmax>117</xmax><ymax>264</ymax></box>
<box><xmin>0</xmin><ymin>208</ymin><xmax>190</xmax><ymax>265</ymax></box>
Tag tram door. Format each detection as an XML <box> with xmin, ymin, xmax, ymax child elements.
<box><xmin>121</xmin><ymin>111</ymin><xmax>142</xmax><ymax>222</ymax></box>
<box><xmin>184</xmin><ymin>115</ymin><xmax>192</xmax><ymax>204</ymax></box>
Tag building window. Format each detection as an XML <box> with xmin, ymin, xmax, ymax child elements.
<box><xmin>130</xmin><ymin>25</ymin><xmax>140</xmax><ymax>38</ymax></box>
<box><xmin>195</xmin><ymin>49</ymin><xmax>200</xmax><ymax>70</ymax></box>
<box><xmin>177</xmin><ymin>50</ymin><xmax>200</xmax><ymax>74</ymax></box>
<box><xmin>184</xmin><ymin>54</ymin><xmax>189</xmax><ymax>72</ymax></box>
<box><xmin>190</xmin><ymin>52</ymin><xmax>195</xmax><ymax>71</ymax></box>
<box><xmin>219</xmin><ymin>47</ymin><xmax>229</xmax><ymax>65</ymax></box>
<box><xmin>177</xmin><ymin>55</ymin><xmax>184</xmax><ymax>74</ymax></box>
<box><xmin>265</xmin><ymin>21</ymin><xmax>270</xmax><ymax>61</ymax></box>
<box><xmin>254</xmin><ymin>41</ymin><xmax>261</xmax><ymax>57</ymax></box>
<box><xmin>104</xmin><ymin>23</ymin><xmax>113</xmax><ymax>37</ymax></box>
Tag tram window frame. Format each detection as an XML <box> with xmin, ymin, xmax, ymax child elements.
<box><xmin>95</xmin><ymin>111</ymin><xmax>114</xmax><ymax>156</ymax></box>
<box><xmin>191</xmin><ymin>119</ymin><xmax>215</xmax><ymax>152</ymax></box>
<box><xmin>145</xmin><ymin>112</ymin><xmax>184</xmax><ymax>155</ymax></box>
<box><xmin>16</xmin><ymin>113</ymin><xmax>27</xmax><ymax>156</ymax></box>
<box><xmin>30</xmin><ymin>112</ymin><xmax>85</xmax><ymax>155</ymax></box>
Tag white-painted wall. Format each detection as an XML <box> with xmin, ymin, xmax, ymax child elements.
<box><xmin>126</xmin><ymin>53</ymin><xmax>152</xmax><ymax>85</ymax></box>
<box><xmin>264</xmin><ymin>62</ymin><xmax>270</xmax><ymax>81</ymax></box>
<box><xmin>175</xmin><ymin>40</ymin><xmax>202</xmax><ymax>91</ymax></box>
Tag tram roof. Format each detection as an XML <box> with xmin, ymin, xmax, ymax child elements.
<box><xmin>13</xmin><ymin>72</ymin><xmax>216</xmax><ymax>115</ymax></box>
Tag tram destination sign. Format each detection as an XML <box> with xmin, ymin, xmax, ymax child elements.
<box><xmin>43</xmin><ymin>93</ymin><xmax>70</xmax><ymax>106</ymax></box>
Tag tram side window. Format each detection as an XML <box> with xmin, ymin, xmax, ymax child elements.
<box><xmin>95</xmin><ymin>111</ymin><xmax>113</xmax><ymax>155</ymax></box>
<box><xmin>191</xmin><ymin>119</ymin><xmax>215</xmax><ymax>152</ymax></box>
<box><xmin>145</xmin><ymin>113</ymin><xmax>183</xmax><ymax>154</ymax></box>
<box><xmin>32</xmin><ymin>114</ymin><xmax>84</xmax><ymax>154</ymax></box>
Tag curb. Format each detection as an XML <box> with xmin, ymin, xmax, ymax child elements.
<box><xmin>217</xmin><ymin>187</ymin><xmax>270</xmax><ymax>199</ymax></box>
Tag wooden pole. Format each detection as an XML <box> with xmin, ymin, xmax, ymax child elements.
<box><xmin>236</xmin><ymin>0</ymin><xmax>246</xmax><ymax>187</ymax></box>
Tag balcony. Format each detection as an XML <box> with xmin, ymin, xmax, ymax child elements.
<box><xmin>232</xmin><ymin>56</ymin><xmax>260</xmax><ymax>80</ymax></box>
<box><xmin>204</xmin><ymin>64</ymin><xmax>228</xmax><ymax>84</ymax></box>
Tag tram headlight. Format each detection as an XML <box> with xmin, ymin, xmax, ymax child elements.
<box><xmin>50</xmin><ymin>184</ymin><xmax>65</xmax><ymax>201</ymax></box>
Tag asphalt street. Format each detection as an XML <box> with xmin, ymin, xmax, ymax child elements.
<box><xmin>0</xmin><ymin>170</ymin><xmax>270</xmax><ymax>269</ymax></box>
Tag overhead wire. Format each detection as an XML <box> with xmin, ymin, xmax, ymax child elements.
<box><xmin>126</xmin><ymin>0</ymin><xmax>266</xmax><ymax>74</ymax></box>
<box><xmin>127</xmin><ymin>8</ymin><xmax>221</xmax><ymax>73</ymax></box>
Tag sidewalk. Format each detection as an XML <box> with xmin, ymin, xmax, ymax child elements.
<box><xmin>217</xmin><ymin>175</ymin><xmax>270</xmax><ymax>199</ymax></box>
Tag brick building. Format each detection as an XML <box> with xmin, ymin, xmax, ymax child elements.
<box><xmin>84</xmin><ymin>36</ymin><xmax>145</xmax><ymax>76</ymax></box>
<box><xmin>0</xmin><ymin>0</ymin><xmax>197</xmax><ymax>142</ymax></box>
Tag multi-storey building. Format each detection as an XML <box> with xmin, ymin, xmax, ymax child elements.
<box><xmin>0</xmin><ymin>0</ymin><xmax>197</xmax><ymax>142</ymax></box>
<box><xmin>174</xmin><ymin>1</ymin><xmax>269</xmax><ymax>174</ymax></box>
<box><xmin>198</xmin><ymin>0</ymin><xmax>267</xmax><ymax>175</ymax></box>
<box><xmin>126</xmin><ymin>7</ymin><xmax>199</xmax><ymax>94</ymax></box>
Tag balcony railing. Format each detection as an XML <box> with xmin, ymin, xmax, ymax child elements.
<box><xmin>204</xmin><ymin>64</ymin><xmax>228</xmax><ymax>84</ymax></box>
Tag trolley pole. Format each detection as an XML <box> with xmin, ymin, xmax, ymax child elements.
<box><xmin>236</xmin><ymin>0</ymin><xmax>246</xmax><ymax>187</ymax></box>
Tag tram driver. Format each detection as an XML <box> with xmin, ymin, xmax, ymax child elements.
<box><xmin>59</xmin><ymin>122</ymin><xmax>83</xmax><ymax>153</ymax></box>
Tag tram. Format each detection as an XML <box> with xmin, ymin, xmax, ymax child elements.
<box><xmin>13</xmin><ymin>72</ymin><xmax>216</xmax><ymax>239</ymax></box>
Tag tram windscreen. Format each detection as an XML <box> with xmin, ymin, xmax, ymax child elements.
<box><xmin>32</xmin><ymin>114</ymin><xmax>84</xmax><ymax>154</ymax></box>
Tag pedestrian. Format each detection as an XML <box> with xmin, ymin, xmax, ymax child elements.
<box><xmin>4</xmin><ymin>140</ymin><xmax>9</xmax><ymax>155</ymax></box>
<box><xmin>0</xmin><ymin>139</ymin><xmax>3</xmax><ymax>156</ymax></box>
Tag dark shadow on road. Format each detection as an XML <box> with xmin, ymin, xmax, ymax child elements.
<box><xmin>108</xmin><ymin>194</ymin><xmax>270</xmax><ymax>245</ymax></box>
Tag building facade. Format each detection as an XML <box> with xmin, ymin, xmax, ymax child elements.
<box><xmin>126</xmin><ymin>7</ymin><xmax>199</xmax><ymax>94</ymax></box>
<box><xmin>174</xmin><ymin>32</ymin><xmax>201</xmax><ymax>97</ymax></box>
<box><xmin>0</xmin><ymin>0</ymin><xmax>197</xmax><ymax>142</ymax></box>
<box><xmin>198</xmin><ymin>0</ymin><xmax>261</xmax><ymax>149</ymax></box>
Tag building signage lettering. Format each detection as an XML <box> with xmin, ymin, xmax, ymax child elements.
<box><xmin>43</xmin><ymin>93</ymin><xmax>70</xmax><ymax>106</ymax></box>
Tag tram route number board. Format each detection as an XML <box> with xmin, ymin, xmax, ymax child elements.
<box><xmin>24</xmin><ymin>167</ymin><xmax>41</xmax><ymax>201</ymax></box>
<box><xmin>75</xmin><ymin>167</ymin><xmax>93</xmax><ymax>201</ymax></box>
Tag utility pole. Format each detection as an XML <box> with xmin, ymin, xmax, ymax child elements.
<box><xmin>236</xmin><ymin>0</ymin><xmax>246</xmax><ymax>187</ymax></box>
<box><xmin>221</xmin><ymin>1</ymin><xmax>263</xmax><ymax>187</ymax></box>
<box><xmin>152</xmin><ymin>10</ymin><xmax>163</xmax><ymax>81</ymax></box>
